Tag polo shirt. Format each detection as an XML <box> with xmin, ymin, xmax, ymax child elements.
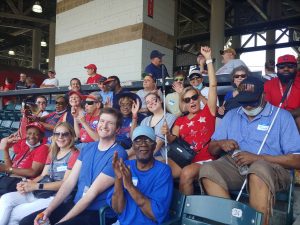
<box><xmin>144</xmin><ymin>63</ymin><xmax>168</xmax><ymax>80</ymax></box>
<box><xmin>86</xmin><ymin>74</ymin><xmax>103</xmax><ymax>84</ymax></box>
<box><xmin>212</xmin><ymin>103</ymin><xmax>300</xmax><ymax>156</ymax></box>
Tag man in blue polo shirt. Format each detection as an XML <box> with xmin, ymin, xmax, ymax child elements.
<box><xmin>144</xmin><ymin>50</ymin><xmax>168</xmax><ymax>80</ymax></box>
<box><xmin>199</xmin><ymin>76</ymin><xmax>300</xmax><ymax>225</ymax></box>
<box><xmin>107</xmin><ymin>125</ymin><xmax>173</xmax><ymax>225</ymax></box>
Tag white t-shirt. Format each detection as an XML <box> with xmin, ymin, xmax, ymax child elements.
<box><xmin>200</xmin><ymin>87</ymin><xmax>219</xmax><ymax>110</ymax></box>
<box><xmin>42</xmin><ymin>78</ymin><xmax>59</xmax><ymax>87</ymax></box>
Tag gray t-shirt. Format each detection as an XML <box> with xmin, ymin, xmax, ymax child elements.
<box><xmin>48</xmin><ymin>151</ymin><xmax>72</xmax><ymax>181</ymax></box>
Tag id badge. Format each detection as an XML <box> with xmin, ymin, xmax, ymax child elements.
<box><xmin>82</xmin><ymin>186</ymin><xmax>89</xmax><ymax>197</ymax></box>
<box><xmin>56</xmin><ymin>165</ymin><xmax>67</xmax><ymax>172</ymax></box>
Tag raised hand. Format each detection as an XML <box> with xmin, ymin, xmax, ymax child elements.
<box><xmin>161</xmin><ymin>120</ymin><xmax>170</xmax><ymax>136</ymax></box>
<box><xmin>131</xmin><ymin>100</ymin><xmax>140</xmax><ymax>116</ymax></box>
<box><xmin>119</xmin><ymin>158</ymin><xmax>133</xmax><ymax>190</ymax></box>
<box><xmin>172</xmin><ymin>82</ymin><xmax>183</xmax><ymax>94</ymax></box>
<box><xmin>112</xmin><ymin>151</ymin><xmax>122</xmax><ymax>179</ymax></box>
<box><xmin>104</xmin><ymin>97</ymin><xmax>112</xmax><ymax>108</ymax></box>
<box><xmin>200</xmin><ymin>46</ymin><xmax>212</xmax><ymax>60</ymax></box>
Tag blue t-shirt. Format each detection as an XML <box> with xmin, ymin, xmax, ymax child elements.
<box><xmin>99</xmin><ymin>91</ymin><xmax>114</xmax><ymax>105</ymax></box>
<box><xmin>74</xmin><ymin>141</ymin><xmax>128</xmax><ymax>211</ymax></box>
<box><xmin>144</xmin><ymin>63</ymin><xmax>168</xmax><ymax>80</ymax></box>
<box><xmin>116</xmin><ymin>114</ymin><xmax>144</xmax><ymax>149</ymax></box>
<box><xmin>212</xmin><ymin>103</ymin><xmax>300</xmax><ymax>156</ymax></box>
<box><xmin>107</xmin><ymin>160</ymin><xmax>173</xmax><ymax>225</ymax></box>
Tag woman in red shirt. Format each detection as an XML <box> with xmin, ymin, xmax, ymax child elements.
<box><xmin>162</xmin><ymin>46</ymin><xmax>217</xmax><ymax>195</ymax></box>
<box><xmin>1</xmin><ymin>77</ymin><xmax>14</xmax><ymax>106</ymax></box>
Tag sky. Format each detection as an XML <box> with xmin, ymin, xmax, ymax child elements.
<box><xmin>240</xmin><ymin>30</ymin><xmax>298</xmax><ymax>74</ymax></box>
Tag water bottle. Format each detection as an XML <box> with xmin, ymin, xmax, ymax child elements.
<box><xmin>37</xmin><ymin>213</ymin><xmax>51</xmax><ymax>225</ymax></box>
<box><xmin>231</xmin><ymin>149</ymin><xmax>249</xmax><ymax>176</ymax></box>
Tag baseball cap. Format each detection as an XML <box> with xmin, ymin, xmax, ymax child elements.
<box><xmin>85</xmin><ymin>91</ymin><xmax>102</xmax><ymax>102</ymax></box>
<box><xmin>188</xmin><ymin>69</ymin><xmax>202</xmax><ymax>79</ymax></box>
<box><xmin>132</xmin><ymin>125</ymin><xmax>156</xmax><ymax>141</ymax></box>
<box><xmin>220</xmin><ymin>48</ymin><xmax>236</xmax><ymax>56</ymax></box>
<box><xmin>26</xmin><ymin>122</ymin><xmax>45</xmax><ymax>134</ymax></box>
<box><xmin>48</xmin><ymin>69</ymin><xmax>56</xmax><ymax>74</ymax></box>
<box><xmin>235</xmin><ymin>76</ymin><xmax>264</xmax><ymax>106</ymax></box>
<box><xmin>150</xmin><ymin>50</ymin><xmax>165</xmax><ymax>59</ymax></box>
<box><xmin>115</xmin><ymin>91</ymin><xmax>142</xmax><ymax>110</ymax></box>
<box><xmin>84</xmin><ymin>64</ymin><xmax>97</xmax><ymax>71</ymax></box>
<box><xmin>276</xmin><ymin>54</ymin><xmax>297</xmax><ymax>66</ymax></box>
<box><xmin>69</xmin><ymin>91</ymin><xmax>85</xmax><ymax>100</ymax></box>
<box><xmin>98</xmin><ymin>77</ymin><xmax>107</xmax><ymax>83</ymax></box>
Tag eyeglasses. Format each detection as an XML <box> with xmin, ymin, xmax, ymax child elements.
<box><xmin>174</xmin><ymin>77</ymin><xmax>184</xmax><ymax>82</ymax></box>
<box><xmin>55</xmin><ymin>101</ymin><xmax>65</xmax><ymax>105</ymax></box>
<box><xmin>53</xmin><ymin>132</ymin><xmax>70</xmax><ymax>138</ymax></box>
<box><xmin>134</xmin><ymin>137</ymin><xmax>155</xmax><ymax>145</ymax></box>
<box><xmin>277</xmin><ymin>63</ymin><xmax>296</xmax><ymax>70</ymax></box>
<box><xmin>189</xmin><ymin>76</ymin><xmax>201</xmax><ymax>81</ymax></box>
<box><xmin>146</xmin><ymin>97</ymin><xmax>159</xmax><ymax>105</ymax></box>
<box><xmin>85</xmin><ymin>101</ymin><xmax>96</xmax><ymax>105</ymax></box>
<box><xmin>36</xmin><ymin>101</ymin><xmax>46</xmax><ymax>105</ymax></box>
<box><xmin>120</xmin><ymin>103</ymin><xmax>132</xmax><ymax>108</ymax></box>
<box><xmin>183</xmin><ymin>94</ymin><xmax>199</xmax><ymax>103</ymax></box>
<box><xmin>233</xmin><ymin>74</ymin><xmax>247</xmax><ymax>79</ymax></box>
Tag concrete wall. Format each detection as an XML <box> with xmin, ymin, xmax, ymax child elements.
<box><xmin>55</xmin><ymin>0</ymin><xmax>175</xmax><ymax>85</ymax></box>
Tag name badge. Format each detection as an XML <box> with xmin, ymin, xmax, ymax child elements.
<box><xmin>168</xmin><ymin>100</ymin><xmax>175</xmax><ymax>106</ymax></box>
<box><xmin>132</xmin><ymin>177</ymin><xmax>138</xmax><ymax>186</ymax></box>
<box><xmin>56</xmin><ymin>165</ymin><xmax>67</xmax><ymax>172</ymax></box>
<box><xmin>257</xmin><ymin>124</ymin><xmax>269</xmax><ymax>131</ymax></box>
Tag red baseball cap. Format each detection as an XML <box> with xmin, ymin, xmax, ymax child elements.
<box><xmin>69</xmin><ymin>91</ymin><xmax>85</xmax><ymax>100</ymax></box>
<box><xmin>26</xmin><ymin>122</ymin><xmax>45</xmax><ymax>134</ymax></box>
<box><xmin>103</xmin><ymin>78</ymin><xmax>116</xmax><ymax>85</ymax></box>
<box><xmin>276</xmin><ymin>54</ymin><xmax>297</xmax><ymax>66</ymax></box>
<box><xmin>84</xmin><ymin>64</ymin><xmax>97</xmax><ymax>71</ymax></box>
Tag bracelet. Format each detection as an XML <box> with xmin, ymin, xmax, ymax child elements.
<box><xmin>206</xmin><ymin>59</ymin><xmax>213</xmax><ymax>64</ymax></box>
<box><xmin>39</xmin><ymin>183</ymin><xmax>44</xmax><ymax>190</ymax></box>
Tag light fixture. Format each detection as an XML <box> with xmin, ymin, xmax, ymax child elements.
<box><xmin>8</xmin><ymin>50</ymin><xmax>15</xmax><ymax>55</ymax></box>
<box><xmin>46</xmin><ymin>58</ymin><xmax>49</xmax><ymax>63</ymax></box>
<box><xmin>41</xmin><ymin>39</ymin><xmax>47</xmax><ymax>47</ymax></box>
<box><xmin>32</xmin><ymin>1</ymin><xmax>42</xmax><ymax>13</ymax></box>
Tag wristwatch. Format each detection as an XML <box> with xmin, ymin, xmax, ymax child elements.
<box><xmin>38</xmin><ymin>183</ymin><xmax>44</xmax><ymax>190</ymax></box>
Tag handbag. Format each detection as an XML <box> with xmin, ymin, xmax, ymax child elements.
<box><xmin>0</xmin><ymin>176</ymin><xmax>22</xmax><ymax>195</ymax></box>
<box><xmin>33</xmin><ymin>175</ymin><xmax>57</xmax><ymax>199</ymax></box>
<box><xmin>167</xmin><ymin>138</ymin><xmax>196</xmax><ymax>168</ymax></box>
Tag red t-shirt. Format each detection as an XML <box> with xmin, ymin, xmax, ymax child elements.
<box><xmin>174</xmin><ymin>105</ymin><xmax>216</xmax><ymax>162</ymax></box>
<box><xmin>12</xmin><ymin>139</ymin><xmax>49</xmax><ymax>169</ymax></box>
<box><xmin>45</xmin><ymin>149</ymin><xmax>79</xmax><ymax>169</ymax></box>
<box><xmin>264</xmin><ymin>75</ymin><xmax>300</xmax><ymax>110</ymax></box>
<box><xmin>3</xmin><ymin>83</ymin><xmax>14</xmax><ymax>105</ymax></box>
<box><xmin>86</xmin><ymin>74</ymin><xmax>103</xmax><ymax>84</ymax></box>
<box><xmin>79</xmin><ymin>114</ymin><xmax>99</xmax><ymax>143</ymax></box>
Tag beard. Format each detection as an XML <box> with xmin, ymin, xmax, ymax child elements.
<box><xmin>277</xmin><ymin>71</ymin><xmax>296</xmax><ymax>84</ymax></box>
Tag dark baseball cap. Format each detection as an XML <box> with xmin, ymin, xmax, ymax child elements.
<box><xmin>150</xmin><ymin>50</ymin><xmax>165</xmax><ymax>59</ymax></box>
<box><xmin>235</xmin><ymin>76</ymin><xmax>264</xmax><ymax>106</ymax></box>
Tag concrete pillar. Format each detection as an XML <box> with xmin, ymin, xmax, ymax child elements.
<box><xmin>48</xmin><ymin>22</ymin><xmax>56</xmax><ymax>70</ymax></box>
<box><xmin>32</xmin><ymin>29</ymin><xmax>41</xmax><ymax>69</ymax></box>
<box><xmin>266</xmin><ymin>0</ymin><xmax>281</xmax><ymax>62</ymax></box>
<box><xmin>210</xmin><ymin>0</ymin><xmax>225</xmax><ymax>69</ymax></box>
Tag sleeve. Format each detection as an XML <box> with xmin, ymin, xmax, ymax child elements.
<box><xmin>264</xmin><ymin>81</ymin><xmax>271</xmax><ymax>102</ymax></box>
<box><xmin>102</xmin><ymin>146</ymin><xmax>128</xmax><ymax>178</ymax></box>
<box><xmin>55</xmin><ymin>79</ymin><xmax>59</xmax><ymax>86</ymax></box>
<box><xmin>224</xmin><ymin>91</ymin><xmax>233</xmax><ymax>101</ymax></box>
<box><xmin>13</xmin><ymin>140</ymin><xmax>23</xmax><ymax>154</ymax></box>
<box><xmin>150</xmin><ymin>165</ymin><xmax>173</xmax><ymax>223</ymax></box>
<box><xmin>174</xmin><ymin>116</ymin><xmax>183</xmax><ymax>128</ymax></box>
<box><xmin>78</xmin><ymin>144</ymin><xmax>89</xmax><ymax>161</ymax></box>
<box><xmin>32</xmin><ymin>145</ymin><xmax>49</xmax><ymax>164</ymax></box>
<box><xmin>144</xmin><ymin>65</ymin><xmax>151</xmax><ymax>73</ymax></box>
<box><xmin>45</xmin><ymin>154</ymin><xmax>52</xmax><ymax>165</ymax></box>
<box><xmin>278</xmin><ymin>110</ymin><xmax>300</xmax><ymax>155</ymax></box>
<box><xmin>140</xmin><ymin>117</ymin><xmax>149</xmax><ymax>126</ymax></box>
<box><xmin>211</xmin><ymin>110</ymin><xmax>233</xmax><ymax>140</ymax></box>
<box><xmin>67</xmin><ymin>151</ymin><xmax>80</xmax><ymax>169</ymax></box>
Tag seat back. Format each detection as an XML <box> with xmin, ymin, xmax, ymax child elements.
<box><xmin>1</xmin><ymin>120</ymin><xmax>13</xmax><ymax>129</ymax></box>
<box><xmin>182</xmin><ymin>195</ymin><xmax>263</xmax><ymax>225</ymax></box>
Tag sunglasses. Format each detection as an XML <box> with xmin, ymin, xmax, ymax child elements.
<box><xmin>189</xmin><ymin>76</ymin><xmax>202</xmax><ymax>81</ymax></box>
<box><xmin>134</xmin><ymin>137</ymin><xmax>155</xmax><ymax>145</ymax></box>
<box><xmin>53</xmin><ymin>132</ymin><xmax>70</xmax><ymax>138</ymax></box>
<box><xmin>174</xmin><ymin>77</ymin><xmax>184</xmax><ymax>82</ymax></box>
<box><xmin>277</xmin><ymin>63</ymin><xmax>296</xmax><ymax>69</ymax></box>
<box><xmin>233</xmin><ymin>74</ymin><xmax>247</xmax><ymax>79</ymax></box>
<box><xmin>85</xmin><ymin>101</ymin><xmax>96</xmax><ymax>105</ymax></box>
<box><xmin>183</xmin><ymin>94</ymin><xmax>199</xmax><ymax>103</ymax></box>
<box><xmin>55</xmin><ymin>101</ymin><xmax>65</xmax><ymax>105</ymax></box>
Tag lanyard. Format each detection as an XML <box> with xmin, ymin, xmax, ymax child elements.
<box><xmin>89</xmin><ymin>141</ymin><xmax>116</xmax><ymax>185</ymax></box>
<box><xmin>278</xmin><ymin>81</ymin><xmax>292</xmax><ymax>108</ymax></box>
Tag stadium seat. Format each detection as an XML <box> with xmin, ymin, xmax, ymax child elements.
<box><xmin>181</xmin><ymin>195</ymin><xmax>263</xmax><ymax>225</ymax></box>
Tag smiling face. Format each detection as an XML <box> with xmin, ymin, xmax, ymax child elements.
<box><xmin>69</xmin><ymin>94</ymin><xmax>81</xmax><ymax>107</ymax></box>
<box><xmin>36</xmin><ymin>97</ymin><xmax>47</xmax><ymax>111</ymax></box>
<box><xmin>183</xmin><ymin>89</ymin><xmax>200</xmax><ymax>114</ymax></box>
<box><xmin>70</xmin><ymin>79</ymin><xmax>81</xmax><ymax>92</ymax></box>
<box><xmin>133</xmin><ymin>136</ymin><xmax>156</xmax><ymax>164</ymax></box>
<box><xmin>119</xmin><ymin>97</ymin><xmax>133</xmax><ymax>117</ymax></box>
<box><xmin>53</xmin><ymin>125</ymin><xmax>72</xmax><ymax>149</ymax></box>
<box><xmin>233</xmin><ymin>70</ymin><xmax>247</xmax><ymax>87</ymax></box>
<box><xmin>145</xmin><ymin>93</ymin><xmax>162</xmax><ymax>113</ymax></box>
<box><xmin>55</xmin><ymin>97</ymin><xmax>67</xmax><ymax>112</ymax></box>
<box><xmin>26</xmin><ymin>127</ymin><xmax>42</xmax><ymax>146</ymax></box>
<box><xmin>97</xmin><ymin>113</ymin><xmax>118</xmax><ymax>139</ymax></box>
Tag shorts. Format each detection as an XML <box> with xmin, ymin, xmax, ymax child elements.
<box><xmin>199</xmin><ymin>155</ymin><xmax>291</xmax><ymax>196</ymax></box>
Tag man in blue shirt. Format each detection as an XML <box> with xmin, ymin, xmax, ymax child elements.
<box><xmin>199</xmin><ymin>77</ymin><xmax>300</xmax><ymax>225</ymax></box>
<box><xmin>20</xmin><ymin>108</ymin><xmax>128</xmax><ymax>225</ymax></box>
<box><xmin>144</xmin><ymin>50</ymin><xmax>168</xmax><ymax>80</ymax></box>
<box><xmin>107</xmin><ymin>125</ymin><xmax>173</xmax><ymax>225</ymax></box>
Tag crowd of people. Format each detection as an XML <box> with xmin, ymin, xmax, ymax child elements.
<box><xmin>0</xmin><ymin>46</ymin><xmax>299</xmax><ymax>225</ymax></box>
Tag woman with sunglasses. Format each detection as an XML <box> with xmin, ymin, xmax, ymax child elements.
<box><xmin>162</xmin><ymin>46</ymin><xmax>217</xmax><ymax>195</ymax></box>
<box><xmin>165</xmin><ymin>70</ymin><xmax>187</xmax><ymax>116</ymax></box>
<box><xmin>127</xmin><ymin>92</ymin><xmax>176</xmax><ymax>159</ymax></box>
<box><xmin>0</xmin><ymin>122</ymin><xmax>79</xmax><ymax>225</ymax></box>
<box><xmin>218</xmin><ymin>65</ymin><xmax>250</xmax><ymax>117</ymax></box>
